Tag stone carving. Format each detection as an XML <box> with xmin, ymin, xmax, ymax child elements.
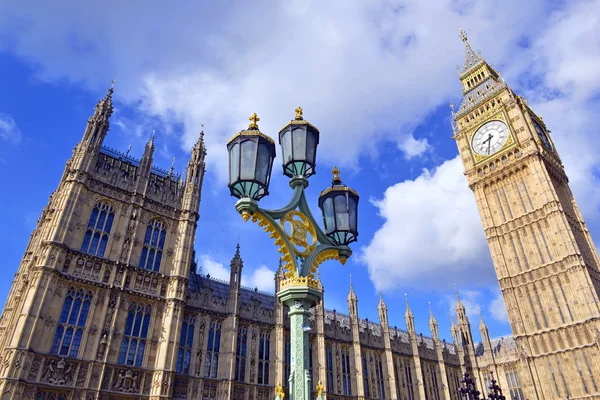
<box><xmin>112</xmin><ymin>369</ymin><xmax>140</xmax><ymax>393</ymax></box>
<box><xmin>76</xmin><ymin>362</ymin><xmax>89</xmax><ymax>388</ymax></box>
<box><xmin>27</xmin><ymin>355</ymin><xmax>42</xmax><ymax>381</ymax></box>
<box><xmin>143</xmin><ymin>372</ymin><xmax>152</xmax><ymax>395</ymax></box>
<box><xmin>96</xmin><ymin>332</ymin><xmax>108</xmax><ymax>360</ymax></box>
<box><xmin>41</xmin><ymin>358</ymin><xmax>74</xmax><ymax>385</ymax></box>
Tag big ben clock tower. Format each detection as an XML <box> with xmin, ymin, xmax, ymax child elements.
<box><xmin>452</xmin><ymin>30</ymin><xmax>600</xmax><ymax>400</ymax></box>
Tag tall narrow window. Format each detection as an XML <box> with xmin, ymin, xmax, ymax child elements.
<box><xmin>326</xmin><ymin>345</ymin><xmax>334</xmax><ymax>392</ymax></box>
<box><xmin>80</xmin><ymin>202</ymin><xmax>114</xmax><ymax>257</ymax></box>
<box><xmin>257</xmin><ymin>331</ymin><xmax>270</xmax><ymax>385</ymax></box>
<box><xmin>234</xmin><ymin>327</ymin><xmax>248</xmax><ymax>381</ymax></box>
<box><xmin>284</xmin><ymin>334</ymin><xmax>291</xmax><ymax>387</ymax></box>
<box><xmin>176</xmin><ymin>314</ymin><xmax>195</xmax><ymax>374</ymax></box>
<box><xmin>505</xmin><ymin>370</ymin><xmax>525</xmax><ymax>400</ymax></box>
<box><xmin>308</xmin><ymin>340</ymin><xmax>313</xmax><ymax>383</ymax></box>
<box><xmin>363</xmin><ymin>354</ymin><xmax>370</xmax><ymax>398</ymax></box>
<box><xmin>139</xmin><ymin>219</ymin><xmax>167</xmax><ymax>272</ymax></box>
<box><xmin>375</xmin><ymin>355</ymin><xmax>386</xmax><ymax>400</ymax></box>
<box><xmin>204</xmin><ymin>321</ymin><xmax>221</xmax><ymax>378</ymax></box>
<box><xmin>431</xmin><ymin>366</ymin><xmax>440</xmax><ymax>400</ymax></box>
<box><xmin>50</xmin><ymin>287</ymin><xmax>93</xmax><ymax>357</ymax></box>
<box><xmin>405</xmin><ymin>362</ymin><xmax>415</xmax><ymax>400</ymax></box>
<box><xmin>341</xmin><ymin>347</ymin><xmax>352</xmax><ymax>396</ymax></box>
<box><xmin>118</xmin><ymin>302</ymin><xmax>151</xmax><ymax>367</ymax></box>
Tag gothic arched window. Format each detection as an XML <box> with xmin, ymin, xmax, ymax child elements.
<box><xmin>234</xmin><ymin>326</ymin><xmax>248</xmax><ymax>381</ymax></box>
<box><xmin>139</xmin><ymin>219</ymin><xmax>167</xmax><ymax>272</ymax></box>
<box><xmin>204</xmin><ymin>321</ymin><xmax>221</xmax><ymax>378</ymax></box>
<box><xmin>50</xmin><ymin>287</ymin><xmax>93</xmax><ymax>357</ymax></box>
<box><xmin>118</xmin><ymin>302</ymin><xmax>151</xmax><ymax>367</ymax></box>
<box><xmin>257</xmin><ymin>331</ymin><xmax>270</xmax><ymax>385</ymax></box>
<box><xmin>80</xmin><ymin>202</ymin><xmax>114</xmax><ymax>258</ymax></box>
<box><xmin>176</xmin><ymin>315</ymin><xmax>195</xmax><ymax>374</ymax></box>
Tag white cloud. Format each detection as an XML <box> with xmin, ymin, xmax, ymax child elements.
<box><xmin>398</xmin><ymin>135</ymin><xmax>429</xmax><ymax>159</ymax></box>
<box><xmin>242</xmin><ymin>265</ymin><xmax>276</xmax><ymax>293</ymax></box>
<box><xmin>446</xmin><ymin>290</ymin><xmax>482</xmax><ymax>322</ymax></box>
<box><xmin>361</xmin><ymin>156</ymin><xmax>494</xmax><ymax>290</ymax></box>
<box><xmin>0</xmin><ymin>113</ymin><xmax>21</xmax><ymax>145</ymax></box>
<box><xmin>489</xmin><ymin>291</ymin><xmax>509</xmax><ymax>323</ymax></box>
<box><xmin>0</xmin><ymin>0</ymin><xmax>546</xmax><ymax>181</ymax></box>
<box><xmin>197</xmin><ymin>254</ymin><xmax>275</xmax><ymax>293</ymax></box>
<box><xmin>198</xmin><ymin>254</ymin><xmax>229</xmax><ymax>281</ymax></box>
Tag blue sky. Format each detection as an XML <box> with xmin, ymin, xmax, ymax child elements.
<box><xmin>1</xmin><ymin>0</ymin><xmax>600</xmax><ymax>344</ymax></box>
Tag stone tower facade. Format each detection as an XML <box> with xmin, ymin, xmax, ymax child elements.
<box><xmin>452</xmin><ymin>30</ymin><xmax>600</xmax><ymax>399</ymax></box>
<box><xmin>0</xmin><ymin>84</ymin><xmax>207</xmax><ymax>399</ymax></box>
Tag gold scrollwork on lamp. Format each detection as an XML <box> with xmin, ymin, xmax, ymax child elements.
<box><xmin>308</xmin><ymin>249</ymin><xmax>344</xmax><ymax>279</ymax></box>
<box><xmin>280</xmin><ymin>210</ymin><xmax>317</xmax><ymax>257</ymax></box>
<box><xmin>246</xmin><ymin>212</ymin><xmax>295</xmax><ymax>278</ymax></box>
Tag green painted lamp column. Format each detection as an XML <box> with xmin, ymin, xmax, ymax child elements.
<box><xmin>227</xmin><ymin>109</ymin><xmax>359</xmax><ymax>400</ymax></box>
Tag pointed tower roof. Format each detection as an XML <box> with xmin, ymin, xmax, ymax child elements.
<box><xmin>478</xmin><ymin>307</ymin><xmax>488</xmax><ymax>332</ymax></box>
<box><xmin>459</xmin><ymin>29</ymin><xmax>483</xmax><ymax>73</ymax></box>
<box><xmin>455</xmin><ymin>284</ymin><xmax>466</xmax><ymax>314</ymax></box>
<box><xmin>429</xmin><ymin>302</ymin><xmax>437</xmax><ymax>326</ymax></box>
<box><xmin>404</xmin><ymin>293</ymin><xmax>413</xmax><ymax>319</ymax></box>
<box><xmin>348</xmin><ymin>275</ymin><xmax>357</xmax><ymax>301</ymax></box>
<box><xmin>191</xmin><ymin>128</ymin><xmax>207</xmax><ymax>163</ymax></box>
<box><xmin>232</xmin><ymin>241</ymin><xmax>242</xmax><ymax>263</ymax></box>
<box><xmin>378</xmin><ymin>291</ymin><xmax>386</xmax><ymax>310</ymax></box>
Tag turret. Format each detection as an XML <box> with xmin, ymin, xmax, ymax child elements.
<box><xmin>227</xmin><ymin>243</ymin><xmax>243</xmax><ymax>314</ymax></box>
<box><xmin>347</xmin><ymin>274</ymin><xmax>358</xmax><ymax>317</ymax></box>
<box><xmin>182</xmin><ymin>131</ymin><xmax>207</xmax><ymax>213</ymax></box>
<box><xmin>429</xmin><ymin>302</ymin><xmax>439</xmax><ymax>340</ymax></box>
<box><xmin>479</xmin><ymin>309</ymin><xmax>490</xmax><ymax>344</ymax></box>
<box><xmin>405</xmin><ymin>294</ymin><xmax>415</xmax><ymax>333</ymax></box>
<box><xmin>378</xmin><ymin>292</ymin><xmax>388</xmax><ymax>327</ymax></box>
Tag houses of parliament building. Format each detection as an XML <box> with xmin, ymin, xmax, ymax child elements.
<box><xmin>0</xmin><ymin>31</ymin><xmax>599</xmax><ymax>400</ymax></box>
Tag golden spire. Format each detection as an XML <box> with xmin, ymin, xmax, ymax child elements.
<box><xmin>459</xmin><ymin>28</ymin><xmax>468</xmax><ymax>42</ymax></box>
<box><xmin>316</xmin><ymin>381</ymin><xmax>325</xmax><ymax>396</ymax></box>
<box><xmin>332</xmin><ymin>166</ymin><xmax>341</xmax><ymax>181</ymax></box>
<box><xmin>295</xmin><ymin>106</ymin><xmax>303</xmax><ymax>120</ymax></box>
<box><xmin>248</xmin><ymin>112</ymin><xmax>260</xmax><ymax>130</ymax></box>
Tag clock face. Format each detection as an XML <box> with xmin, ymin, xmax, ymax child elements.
<box><xmin>471</xmin><ymin>120</ymin><xmax>509</xmax><ymax>157</ymax></box>
<box><xmin>532</xmin><ymin>118</ymin><xmax>552</xmax><ymax>151</ymax></box>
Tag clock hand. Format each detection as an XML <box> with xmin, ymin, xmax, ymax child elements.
<box><xmin>487</xmin><ymin>139</ymin><xmax>491</xmax><ymax>155</ymax></box>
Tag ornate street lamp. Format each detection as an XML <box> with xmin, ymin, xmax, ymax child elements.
<box><xmin>227</xmin><ymin>109</ymin><xmax>359</xmax><ymax>400</ymax></box>
<box><xmin>459</xmin><ymin>372</ymin><xmax>482</xmax><ymax>400</ymax></box>
<box><xmin>486</xmin><ymin>372</ymin><xmax>506</xmax><ymax>400</ymax></box>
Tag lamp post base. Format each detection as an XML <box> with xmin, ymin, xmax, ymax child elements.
<box><xmin>277</xmin><ymin>284</ymin><xmax>323</xmax><ymax>400</ymax></box>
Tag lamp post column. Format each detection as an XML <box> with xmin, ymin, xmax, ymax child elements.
<box><xmin>278</xmin><ymin>285</ymin><xmax>322</xmax><ymax>400</ymax></box>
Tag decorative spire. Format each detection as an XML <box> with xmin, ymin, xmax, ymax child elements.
<box><xmin>429</xmin><ymin>301</ymin><xmax>439</xmax><ymax>339</ymax></box>
<box><xmin>455</xmin><ymin>283</ymin><xmax>467</xmax><ymax>314</ymax></box>
<box><xmin>295</xmin><ymin>106</ymin><xmax>304</xmax><ymax>120</ymax></box>
<box><xmin>459</xmin><ymin>28</ymin><xmax>483</xmax><ymax>72</ymax></box>
<box><xmin>478</xmin><ymin>307</ymin><xmax>488</xmax><ymax>331</ymax></box>
<box><xmin>429</xmin><ymin>301</ymin><xmax>437</xmax><ymax>324</ymax></box>
<box><xmin>168</xmin><ymin>157</ymin><xmax>175</xmax><ymax>177</ymax></box>
<box><xmin>378</xmin><ymin>291</ymin><xmax>386</xmax><ymax>309</ymax></box>
<box><xmin>190</xmin><ymin>129</ymin><xmax>207</xmax><ymax>164</ymax></box>
<box><xmin>231</xmin><ymin>241</ymin><xmax>242</xmax><ymax>264</ymax></box>
<box><xmin>248</xmin><ymin>113</ymin><xmax>260</xmax><ymax>130</ymax></box>
<box><xmin>91</xmin><ymin>80</ymin><xmax>116</xmax><ymax>122</ymax></box>
<box><xmin>404</xmin><ymin>293</ymin><xmax>413</xmax><ymax>317</ymax></box>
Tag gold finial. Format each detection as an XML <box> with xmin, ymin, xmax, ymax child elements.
<box><xmin>295</xmin><ymin>106</ymin><xmax>303</xmax><ymax>120</ymax></box>
<box><xmin>459</xmin><ymin>28</ymin><xmax>468</xmax><ymax>42</ymax></box>
<box><xmin>275</xmin><ymin>383</ymin><xmax>285</xmax><ymax>399</ymax></box>
<box><xmin>332</xmin><ymin>166</ymin><xmax>341</xmax><ymax>181</ymax></box>
<box><xmin>316</xmin><ymin>380</ymin><xmax>325</xmax><ymax>396</ymax></box>
<box><xmin>248</xmin><ymin>113</ymin><xmax>260</xmax><ymax>129</ymax></box>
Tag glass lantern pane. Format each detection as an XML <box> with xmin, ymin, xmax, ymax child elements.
<box><xmin>334</xmin><ymin>195</ymin><xmax>350</xmax><ymax>230</ymax></box>
<box><xmin>306</xmin><ymin>130</ymin><xmax>316</xmax><ymax>165</ymax></box>
<box><xmin>323</xmin><ymin>198</ymin><xmax>335</xmax><ymax>234</ymax></box>
<box><xmin>256</xmin><ymin>143</ymin><xmax>271</xmax><ymax>184</ymax></box>
<box><xmin>281</xmin><ymin>129</ymin><xmax>292</xmax><ymax>164</ymax></box>
<box><xmin>240</xmin><ymin>140</ymin><xmax>257</xmax><ymax>180</ymax></box>
<box><xmin>349</xmin><ymin>196</ymin><xmax>357</xmax><ymax>232</ymax></box>
<box><xmin>229</xmin><ymin>143</ymin><xmax>240</xmax><ymax>184</ymax></box>
<box><xmin>292</xmin><ymin>128</ymin><xmax>306</xmax><ymax>161</ymax></box>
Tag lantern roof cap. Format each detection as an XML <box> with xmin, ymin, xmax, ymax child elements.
<box><xmin>319</xmin><ymin>166</ymin><xmax>359</xmax><ymax>198</ymax></box>
<box><xmin>227</xmin><ymin>112</ymin><xmax>275</xmax><ymax>145</ymax></box>
<box><xmin>279</xmin><ymin>106</ymin><xmax>320</xmax><ymax>133</ymax></box>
